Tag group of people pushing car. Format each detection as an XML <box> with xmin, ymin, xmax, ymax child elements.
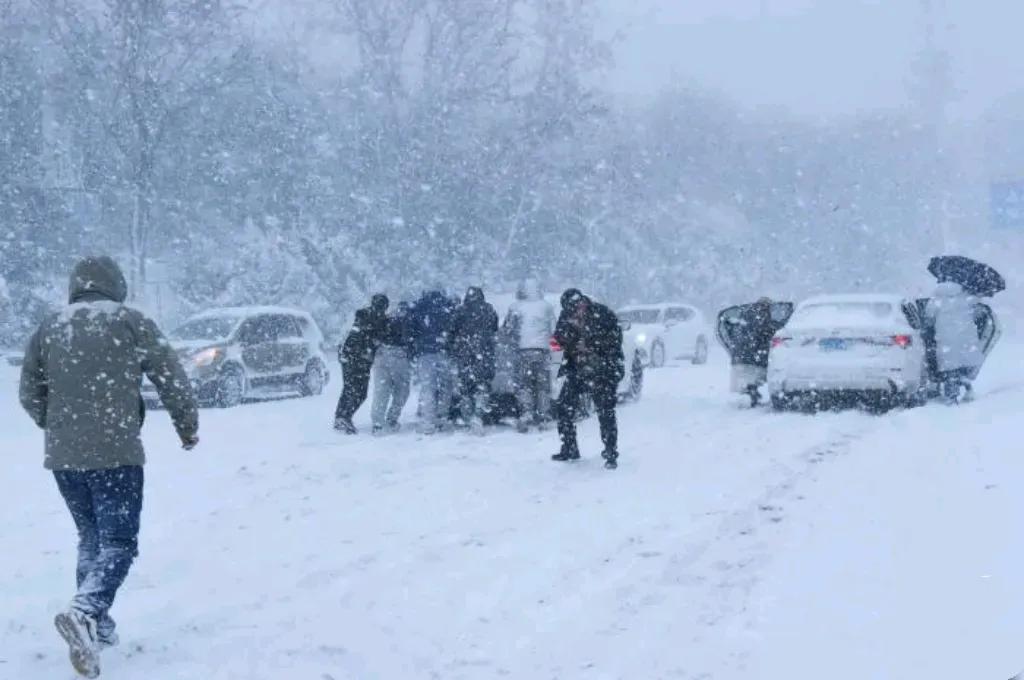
<box><xmin>333</xmin><ymin>281</ymin><xmax>625</xmax><ymax>469</ymax></box>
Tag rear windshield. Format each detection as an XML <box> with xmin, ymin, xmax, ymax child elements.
<box><xmin>172</xmin><ymin>317</ymin><xmax>239</xmax><ymax>342</ymax></box>
<box><xmin>790</xmin><ymin>302</ymin><xmax>894</xmax><ymax>328</ymax></box>
<box><xmin>618</xmin><ymin>309</ymin><xmax>660</xmax><ymax>324</ymax></box>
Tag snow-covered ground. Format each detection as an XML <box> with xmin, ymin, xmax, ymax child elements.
<box><xmin>2</xmin><ymin>343</ymin><xmax>1022</xmax><ymax>679</ymax></box>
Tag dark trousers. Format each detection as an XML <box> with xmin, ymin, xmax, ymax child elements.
<box><xmin>54</xmin><ymin>465</ymin><xmax>144</xmax><ymax>637</ymax></box>
<box><xmin>556</xmin><ymin>373</ymin><xmax>618</xmax><ymax>455</ymax></box>
<box><xmin>457</xmin><ymin>361</ymin><xmax>492</xmax><ymax>423</ymax></box>
<box><xmin>336</xmin><ymin>356</ymin><xmax>373</xmax><ymax>420</ymax></box>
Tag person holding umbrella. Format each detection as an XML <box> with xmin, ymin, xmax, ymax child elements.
<box><xmin>924</xmin><ymin>256</ymin><xmax>1006</xmax><ymax>403</ymax></box>
<box><xmin>925</xmin><ymin>281</ymin><xmax>981</xmax><ymax>403</ymax></box>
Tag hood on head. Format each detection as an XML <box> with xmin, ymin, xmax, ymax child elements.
<box><xmin>371</xmin><ymin>293</ymin><xmax>390</xmax><ymax>313</ymax></box>
<box><xmin>935</xmin><ymin>281</ymin><xmax>965</xmax><ymax>298</ymax></box>
<box><xmin>561</xmin><ymin>288</ymin><xmax>587</xmax><ymax>311</ymax></box>
<box><xmin>69</xmin><ymin>256</ymin><xmax>128</xmax><ymax>304</ymax></box>
<box><xmin>465</xmin><ymin>286</ymin><xmax>485</xmax><ymax>305</ymax></box>
<box><xmin>518</xmin><ymin>278</ymin><xmax>542</xmax><ymax>301</ymax></box>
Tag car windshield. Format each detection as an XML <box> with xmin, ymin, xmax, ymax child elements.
<box><xmin>790</xmin><ymin>302</ymin><xmax>894</xmax><ymax>328</ymax></box>
<box><xmin>618</xmin><ymin>309</ymin><xmax>660</xmax><ymax>324</ymax></box>
<box><xmin>171</xmin><ymin>317</ymin><xmax>239</xmax><ymax>342</ymax></box>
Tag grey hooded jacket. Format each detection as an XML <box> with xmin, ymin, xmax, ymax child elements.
<box><xmin>19</xmin><ymin>256</ymin><xmax>198</xmax><ymax>470</ymax></box>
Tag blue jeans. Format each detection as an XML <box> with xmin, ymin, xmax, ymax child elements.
<box><xmin>54</xmin><ymin>466</ymin><xmax>144</xmax><ymax>638</ymax></box>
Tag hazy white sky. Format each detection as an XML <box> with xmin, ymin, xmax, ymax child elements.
<box><xmin>602</xmin><ymin>0</ymin><xmax>1024</xmax><ymax>119</ymax></box>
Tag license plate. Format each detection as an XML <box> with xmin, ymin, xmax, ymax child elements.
<box><xmin>819</xmin><ymin>338</ymin><xmax>848</xmax><ymax>352</ymax></box>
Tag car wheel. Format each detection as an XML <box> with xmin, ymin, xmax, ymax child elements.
<box><xmin>691</xmin><ymin>335</ymin><xmax>708</xmax><ymax>365</ymax></box>
<box><xmin>300</xmin><ymin>361</ymin><xmax>325</xmax><ymax>397</ymax></box>
<box><xmin>628</xmin><ymin>352</ymin><xmax>644</xmax><ymax>401</ymax></box>
<box><xmin>214</xmin><ymin>365</ymin><xmax>246</xmax><ymax>408</ymax></box>
<box><xmin>650</xmin><ymin>340</ymin><xmax>666</xmax><ymax>368</ymax></box>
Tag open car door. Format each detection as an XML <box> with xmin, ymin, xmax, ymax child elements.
<box><xmin>915</xmin><ymin>298</ymin><xmax>1001</xmax><ymax>383</ymax></box>
<box><xmin>716</xmin><ymin>301</ymin><xmax>794</xmax><ymax>359</ymax></box>
<box><xmin>971</xmin><ymin>302</ymin><xmax>1001</xmax><ymax>379</ymax></box>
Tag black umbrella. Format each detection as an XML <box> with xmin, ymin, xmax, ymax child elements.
<box><xmin>928</xmin><ymin>255</ymin><xmax>1006</xmax><ymax>297</ymax></box>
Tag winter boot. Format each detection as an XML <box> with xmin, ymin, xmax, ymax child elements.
<box><xmin>334</xmin><ymin>416</ymin><xmax>357</xmax><ymax>434</ymax></box>
<box><xmin>96</xmin><ymin>614</ymin><xmax>118</xmax><ymax>649</ymax></box>
<box><xmin>551</xmin><ymin>447</ymin><xmax>581</xmax><ymax>462</ymax></box>
<box><xmin>97</xmin><ymin>630</ymin><xmax>119</xmax><ymax>650</ymax></box>
<box><xmin>602</xmin><ymin>449</ymin><xmax>619</xmax><ymax>470</ymax></box>
<box><xmin>55</xmin><ymin>609</ymin><xmax>101</xmax><ymax>678</ymax></box>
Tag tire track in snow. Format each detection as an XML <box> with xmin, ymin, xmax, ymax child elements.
<box><xmin>616</xmin><ymin>416</ymin><xmax>878</xmax><ymax>678</ymax></box>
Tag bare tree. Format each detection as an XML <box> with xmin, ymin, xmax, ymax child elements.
<box><xmin>40</xmin><ymin>0</ymin><xmax>251</xmax><ymax>298</ymax></box>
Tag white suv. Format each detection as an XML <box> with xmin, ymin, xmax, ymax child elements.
<box><xmin>617</xmin><ymin>303</ymin><xmax>710</xmax><ymax>367</ymax></box>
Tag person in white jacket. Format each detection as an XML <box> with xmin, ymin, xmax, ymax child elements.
<box><xmin>504</xmin><ymin>279</ymin><xmax>556</xmax><ymax>432</ymax></box>
<box><xmin>925</xmin><ymin>281</ymin><xmax>983</xmax><ymax>403</ymax></box>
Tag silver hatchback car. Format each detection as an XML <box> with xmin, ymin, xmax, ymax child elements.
<box><xmin>143</xmin><ymin>306</ymin><xmax>330</xmax><ymax>408</ymax></box>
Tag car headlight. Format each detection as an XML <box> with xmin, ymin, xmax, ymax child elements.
<box><xmin>191</xmin><ymin>347</ymin><xmax>223</xmax><ymax>368</ymax></box>
<box><xmin>635</xmin><ymin>333</ymin><xmax>647</xmax><ymax>344</ymax></box>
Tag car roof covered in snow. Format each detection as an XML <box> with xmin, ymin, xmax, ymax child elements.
<box><xmin>797</xmin><ymin>293</ymin><xmax>908</xmax><ymax>308</ymax></box>
<box><xmin>618</xmin><ymin>302</ymin><xmax>699</xmax><ymax>312</ymax></box>
<box><xmin>788</xmin><ymin>294</ymin><xmax>912</xmax><ymax>331</ymax></box>
<box><xmin>187</xmin><ymin>306</ymin><xmax>317</xmax><ymax>321</ymax></box>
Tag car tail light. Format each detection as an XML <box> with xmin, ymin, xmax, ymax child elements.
<box><xmin>892</xmin><ymin>334</ymin><xmax>912</xmax><ymax>349</ymax></box>
<box><xmin>771</xmin><ymin>336</ymin><xmax>790</xmax><ymax>349</ymax></box>
<box><xmin>549</xmin><ymin>337</ymin><xmax>562</xmax><ymax>352</ymax></box>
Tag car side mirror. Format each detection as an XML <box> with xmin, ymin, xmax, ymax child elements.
<box><xmin>619</xmin><ymin>321</ymin><xmax>632</xmax><ymax>332</ymax></box>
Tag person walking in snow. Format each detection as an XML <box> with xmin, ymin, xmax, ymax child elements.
<box><xmin>552</xmin><ymin>288</ymin><xmax>624</xmax><ymax>469</ymax></box>
<box><xmin>409</xmin><ymin>288</ymin><xmax>457</xmax><ymax>434</ymax></box>
<box><xmin>925</xmin><ymin>281</ymin><xmax>983</xmax><ymax>403</ymax></box>
<box><xmin>334</xmin><ymin>293</ymin><xmax>389</xmax><ymax>434</ymax></box>
<box><xmin>451</xmin><ymin>287</ymin><xmax>499</xmax><ymax>433</ymax></box>
<box><xmin>19</xmin><ymin>256</ymin><xmax>199</xmax><ymax>679</ymax></box>
<box><xmin>370</xmin><ymin>301</ymin><xmax>414</xmax><ymax>433</ymax></box>
<box><xmin>503</xmin><ymin>278</ymin><xmax>556</xmax><ymax>432</ymax></box>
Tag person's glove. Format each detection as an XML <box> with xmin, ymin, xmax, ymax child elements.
<box><xmin>181</xmin><ymin>435</ymin><xmax>199</xmax><ymax>451</ymax></box>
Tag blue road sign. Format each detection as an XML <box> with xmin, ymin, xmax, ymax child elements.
<box><xmin>990</xmin><ymin>180</ymin><xmax>1024</xmax><ymax>229</ymax></box>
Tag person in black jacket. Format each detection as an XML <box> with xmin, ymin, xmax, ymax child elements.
<box><xmin>452</xmin><ymin>287</ymin><xmax>498</xmax><ymax>432</ymax></box>
<box><xmin>729</xmin><ymin>298</ymin><xmax>783</xmax><ymax>407</ymax></box>
<box><xmin>552</xmin><ymin>288</ymin><xmax>624</xmax><ymax>469</ymax></box>
<box><xmin>335</xmin><ymin>293</ymin><xmax>389</xmax><ymax>433</ymax></box>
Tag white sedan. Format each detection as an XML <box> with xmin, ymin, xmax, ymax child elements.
<box><xmin>767</xmin><ymin>294</ymin><xmax>928</xmax><ymax>410</ymax></box>
<box><xmin>617</xmin><ymin>303</ymin><xmax>710</xmax><ymax>367</ymax></box>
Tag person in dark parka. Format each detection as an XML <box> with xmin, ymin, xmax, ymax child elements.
<box><xmin>335</xmin><ymin>293</ymin><xmax>389</xmax><ymax>433</ymax></box>
<box><xmin>452</xmin><ymin>287</ymin><xmax>498</xmax><ymax>431</ymax></box>
<box><xmin>19</xmin><ymin>256</ymin><xmax>198</xmax><ymax>677</ymax></box>
<box><xmin>552</xmin><ymin>288</ymin><xmax>624</xmax><ymax>469</ymax></box>
<box><xmin>729</xmin><ymin>297</ymin><xmax>784</xmax><ymax>407</ymax></box>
